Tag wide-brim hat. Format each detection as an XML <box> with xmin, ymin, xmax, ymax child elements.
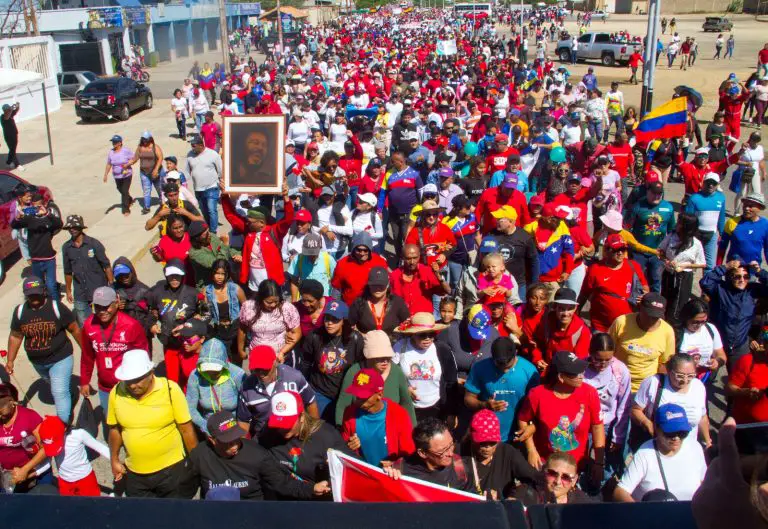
<box><xmin>396</xmin><ymin>312</ymin><xmax>447</xmax><ymax>334</ymax></box>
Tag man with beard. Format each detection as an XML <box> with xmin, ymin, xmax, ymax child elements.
<box><xmin>80</xmin><ymin>286</ymin><xmax>149</xmax><ymax>418</ymax></box>
<box><xmin>235</xmin><ymin>129</ymin><xmax>272</xmax><ymax>187</ymax></box>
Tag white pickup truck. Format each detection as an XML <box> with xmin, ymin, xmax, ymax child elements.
<box><xmin>555</xmin><ymin>32</ymin><xmax>638</xmax><ymax>67</ymax></box>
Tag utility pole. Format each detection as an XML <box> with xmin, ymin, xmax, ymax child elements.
<box><xmin>276</xmin><ymin>0</ymin><xmax>284</xmax><ymax>55</ymax></box>
<box><xmin>28</xmin><ymin>0</ymin><xmax>39</xmax><ymax>36</ymax></box>
<box><xmin>218</xmin><ymin>0</ymin><xmax>231</xmax><ymax>73</ymax></box>
<box><xmin>640</xmin><ymin>0</ymin><xmax>659</xmax><ymax>115</ymax></box>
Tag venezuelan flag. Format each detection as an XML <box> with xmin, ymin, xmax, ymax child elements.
<box><xmin>633</xmin><ymin>97</ymin><xmax>688</xmax><ymax>143</ymax></box>
<box><xmin>199</xmin><ymin>70</ymin><xmax>215</xmax><ymax>91</ymax></box>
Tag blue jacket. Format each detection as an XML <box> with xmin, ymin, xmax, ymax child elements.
<box><xmin>186</xmin><ymin>338</ymin><xmax>246</xmax><ymax>433</ymax></box>
<box><xmin>700</xmin><ymin>266</ymin><xmax>768</xmax><ymax>350</ymax></box>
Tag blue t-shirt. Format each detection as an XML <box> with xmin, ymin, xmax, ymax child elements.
<box><xmin>464</xmin><ymin>357</ymin><xmax>540</xmax><ymax>441</ymax></box>
<box><xmin>721</xmin><ymin>216</ymin><xmax>768</xmax><ymax>266</ymax></box>
<box><xmin>355</xmin><ymin>401</ymin><xmax>388</xmax><ymax>466</ymax></box>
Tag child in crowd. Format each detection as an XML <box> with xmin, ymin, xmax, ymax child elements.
<box><xmin>516</xmin><ymin>283</ymin><xmax>549</xmax><ymax>359</ymax></box>
<box><xmin>438</xmin><ymin>297</ymin><xmax>459</xmax><ymax>327</ymax></box>
<box><xmin>477</xmin><ymin>253</ymin><xmax>517</xmax><ymax>304</ymax></box>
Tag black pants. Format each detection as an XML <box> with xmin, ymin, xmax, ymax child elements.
<box><xmin>125</xmin><ymin>458</ymin><xmax>197</xmax><ymax>498</ymax></box>
<box><xmin>176</xmin><ymin>118</ymin><xmax>186</xmax><ymax>140</ymax></box>
<box><xmin>389</xmin><ymin>212</ymin><xmax>410</xmax><ymax>264</ymax></box>
<box><xmin>5</xmin><ymin>135</ymin><xmax>19</xmax><ymax>167</ymax></box>
<box><xmin>661</xmin><ymin>269</ymin><xmax>693</xmax><ymax>327</ymax></box>
<box><xmin>115</xmin><ymin>176</ymin><xmax>133</xmax><ymax>214</ymax></box>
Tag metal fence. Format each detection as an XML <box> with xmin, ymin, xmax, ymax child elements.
<box><xmin>8</xmin><ymin>42</ymin><xmax>50</xmax><ymax>78</ymax></box>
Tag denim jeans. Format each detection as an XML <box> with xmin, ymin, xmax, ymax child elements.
<box><xmin>447</xmin><ymin>260</ymin><xmax>465</xmax><ymax>291</ymax></box>
<box><xmin>195</xmin><ymin>112</ymin><xmax>206</xmax><ymax>131</ymax></box>
<box><xmin>176</xmin><ymin>118</ymin><xmax>186</xmax><ymax>139</ymax></box>
<box><xmin>195</xmin><ymin>187</ymin><xmax>221</xmax><ymax>232</ymax></box>
<box><xmin>31</xmin><ymin>259</ymin><xmax>58</xmax><ymax>299</ymax></box>
<box><xmin>571</xmin><ymin>49</ymin><xmax>578</xmax><ymax>64</ymax></box>
<box><xmin>377</xmin><ymin>208</ymin><xmax>390</xmax><ymax>255</ymax></box>
<box><xmin>73</xmin><ymin>300</ymin><xmax>92</xmax><ymax>327</ymax></box>
<box><xmin>634</xmin><ymin>252</ymin><xmax>664</xmax><ymax>293</ymax></box>
<box><xmin>346</xmin><ymin>186</ymin><xmax>359</xmax><ymax>210</ymax></box>
<box><xmin>32</xmin><ymin>355</ymin><xmax>74</xmax><ymax>423</ymax></box>
<box><xmin>588</xmin><ymin>120</ymin><xmax>604</xmax><ymax>141</ymax></box>
<box><xmin>604</xmin><ymin>114</ymin><xmax>624</xmax><ymax>142</ymax></box>
<box><xmin>140</xmin><ymin>170</ymin><xmax>164</xmax><ymax>210</ymax></box>
<box><xmin>98</xmin><ymin>389</ymin><xmax>111</xmax><ymax>439</ymax></box>
<box><xmin>701</xmin><ymin>234</ymin><xmax>718</xmax><ymax>272</ymax></box>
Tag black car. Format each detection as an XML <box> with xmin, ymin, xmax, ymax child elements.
<box><xmin>75</xmin><ymin>76</ymin><xmax>153</xmax><ymax>122</ymax></box>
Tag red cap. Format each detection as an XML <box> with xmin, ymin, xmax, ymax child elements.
<box><xmin>345</xmin><ymin>368</ymin><xmax>385</xmax><ymax>399</ymax></box>
<box><xmin>541</xmin><ymin>203</ymin><xmax>557</xmax><ymax>218</ymax></box>
<box><xmin>484</xmin><ymin>292</ymin><xmax>507</xmax><ymax>306</ymax></box>
<box><xmin>261</xmin><ymin>94</ymin><xmax>272</xmax><ymax>102</ymax></box>
<box><xmin>605</xmin><ymin>233</ymin><xmax>628</xmax><ymax>250</ymax></box>
<box><xmin>436</xmin><ymin>136</ymin><xmax>449</xmax><ymax>147</ymax></box>
<box><xmin>294</xmin><ymin>210</ymin><xmax>312</xmax><ymax>223</ymax></box>
<box><xmin>494</xmin><ymin>133</ymin><xmax>509</xmax><ymax>143</ymax></box>
<box><xmin>645</xmin><ymin>169</ymin><xmax>662</xmax><ymax>185</ymax></box>
<box><xmin>39</xmin><ymin>415</ymin><xmax>66</xmax><ymax>457</ymax></box>
<box><xmin>470</xmin><ymin>409</ymin><xmax>501</xmax><ymax>443</ymax></box>
<box><xmin>528</xmin><ymin>195</ymin><xmax>545</xmax><ymax>209</ymax></box>
<box><xmin>267</xmin><ymin>391</ymin><xmax>304</xmax><ymax>430</ymax></box>
<box><xmin>249</xmin><ymin>345</ymin><xmax>277</xmax><ymax>371</ymax></box>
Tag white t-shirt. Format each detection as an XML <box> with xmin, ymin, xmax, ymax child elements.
<box><xmin>288</xmin><ymin>122</ymin><xmax>311</xmax><ymax>145</ymax></box>
<box><xmin>329</xmin><ymin>123</ymin><xmax>348</xmax><ymax>143</ymax></box>
<box><xmin>618</xmin><ymin>438</ymin><xmax>706</xmax><ymax>501</ymax></box>
<box><xmin>560</xmin><ymin>122</ymin><xmax>584</xmax><ymax>146</ymax></box>
<box><xmin>314</xmin><ymin>203</ymin><xmax>352</xmax><ymax>252</ymax></box>
<box><xmin>679</xmin><ymin>323</ymin><xmax>723</xmax><ymax>368</ymax></box>
<box><xmin>740</xmin><ymin>145</ymin><xmax>764</xmax><ymax>174</ymax></box>
<box><xmin>657</xmin><ymin>233</ymin><xmax>706</xmax><ymax>268</ymax></box>
<box><xmin>54</xmin><ymin>428</ymin><xmax>110</xmax><ymax>482</ymax></box>
<box><xmin>393</xmin><ymin>339</ymin><xmax>442</xmax><ymax>409</ymax></box>
<box><xmin>634</xmin><ymin>375</ymin><xmax>707</xmax><ymax>447</ymax></box>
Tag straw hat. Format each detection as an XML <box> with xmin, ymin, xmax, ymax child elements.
<box><xmin>395</xmin><ymin>312</ymin><xmax>447</xmax><ymax>334</ymax></box>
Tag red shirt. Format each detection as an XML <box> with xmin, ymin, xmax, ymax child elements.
<box><xmin>569</xmin><ymin>224</ymin><xmax>593</xmax><ymax>267</ymax></box>
<box><xmin>331</xmin><ymin>253</ymin><xmax>389</xmax><ymax>305</ymax></box>
<box><xmin>518</xmin><ymin>383</ymin><xmax>602</xmax><ymax>469</ymax></box>
<box><xmin>485</xmin><ymin>147</ymin><xmax>520</xmax><ymax>175</ymax></box>
<box><xmin>156</xmin><ymin>234</ymin><xmax>193</xmax><ymax>285</ymax></box>
<box><xmin>200</xmin><ymin>121</ymin><xmax>222</xmax><ymax>150</ymax></box>
<box><xmin>730</xmin><ymin>354</ymin><xmax>768</xmax><ymax>424</ymax></box>
<box><xmin>628</xmin><ymin>52</ymin><xmax>644</xmax><ymax>68</ymax></box>
<box><xmin>404</xmin><ymin>223</ymin><xmax>457</xmax><ymax>269</ymax></box>
<box><xmin>550</xmin><ymin>188</ymin><xmax>594</xmax><ymax>228</ymax></box>
<box><xmin>580</xmin><ymin>259</ymin><xmax>648</xmax><ymax>332</ymax></box>
<box><xmin>518</xmin><ymin>305</ymin><xmax>545</xmax><ymax>360</ymax></box>
<box><xmin>389</xmin><ymin>264</ymin><xmax>443</xmax><ymax>316</ymax></box>
<box><xmin>605</xmin><ymin>143</ymin><xmax>634</xmax><ymax>179</ymax></box>
<box><xmin>529</xmin><ymin>311</ymin><xmax>592</xmax><ymax>365</ymax></box>
<box><xmin>759</xmin><ymin>49</ymin><xmax>768</xmax><ymax>65</ymax></box>
<box><xmin>0</xmin><ymin>406</ymin><xmax>43</xmax><ymax>471</ymax></box>
<box><xmin>475</xmin><ymin>187</ymin><xmax>531</xmax><ymax>233</ymax></box>
<box><xmin>80</xmin><ymin>312</ymin><xmax>150</xmax><ymax>392</ymax></box>
<box><xmin>341</xmin><ymin>398</ymin><xmax>415</xmax><ymax>461</ymax></box>
<box><xmin>293</xmin><ymin>296</ymin><xmax>333</xmax><ymax>338</ymax></box>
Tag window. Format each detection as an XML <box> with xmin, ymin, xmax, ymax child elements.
<box><xmin>83</xmin><ymin>82</ymin><xmax>116</xmax><ymax>94</ymax></box>
<box><xmin>594</xmin><ymin>34</ymin><xmax>611</xmax><ymax>43</ymax></box>
<box><xmin>82</xmin><ymin>72</ymin><xmax>97</xmax><ymax>82</ymax></box>
<box><xmin>0</xmin><ymin>173</ymin><xmax>21</xmax><ymax>204</ymax></box>
<box><xmin>578</xmin><ymin>34</ymin><xmax>591</xmax><ymax>43</ymax></box>
<box><xmin>61</xmin><ymin>74</ymin><xmax>77</xmax><ymax>85</ymax></box>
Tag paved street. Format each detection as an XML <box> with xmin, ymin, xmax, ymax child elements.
<box><xmin>0</xmin><ymin>13</ymin><xmax>765</xmax><ymax>489</ymax></box>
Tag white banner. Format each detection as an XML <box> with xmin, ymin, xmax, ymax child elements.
<box><xmin>436</xmin><ymin>39</ymin><xmax>457</xmax><ymax>56</ymax></box>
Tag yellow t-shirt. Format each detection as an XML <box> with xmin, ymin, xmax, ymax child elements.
<box><xmin>107</xmin><ymin>376</ymin><xmax>191</xmax><ymax>474</ymax></box>
<box><xmin>609</xmin><ymin>313</ymin><xmax>675</xmax><ymax>393</ymax></box>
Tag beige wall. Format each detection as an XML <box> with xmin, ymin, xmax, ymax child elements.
<box><xmin>621</xmin><ymin>0</ymin><xmax>737</xmax><ymax>13</ymax></box>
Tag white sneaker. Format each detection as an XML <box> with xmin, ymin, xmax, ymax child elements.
<box><xmin>16</xmin><ymin>164</ymin><xmax>25</xmax><ymax>172</ymax></box>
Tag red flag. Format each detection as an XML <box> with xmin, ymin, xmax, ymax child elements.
<box><xmin>328</xmin><ymin>449</ymin><xmax>485</xmax><ymax>503</ymax></box>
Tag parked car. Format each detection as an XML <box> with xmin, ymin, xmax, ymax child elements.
<box><xmin>556</xmin><ymin>32</ymin><xmax>634</xmax><ymax>66</ymax></box>
<box><xmin>0</xmin><ymin>172</ymin><xmax>60</xmax><ymax>283</ymax></box>
<box><xmin>593</xmin><ymin>10</ymin><xmax>609</xmax><ymax>20</ymax></box>
<box><xmin>75</xmin><ymin>77</ymin><xmax>153</xmax><ymax>122</ymax></box>
<box><xmin>56</xmin><ymin>71</ymin><xmax>97</xmax><ymax>99</ymax></box>
<box><xmin>702</xmin><ymin>16</ymin><xmax>733</xmax><ymax>32</ymax></box>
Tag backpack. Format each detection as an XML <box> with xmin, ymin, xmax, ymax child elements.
<box><xmin>602</xmin><ymin>259</ymin><xmax>646</xmax><ymax>306</ymax></box>
<box><xmin>16</xmin><ymin>300</ymin><xmax>61</xmax><ymax>321</ymax></box>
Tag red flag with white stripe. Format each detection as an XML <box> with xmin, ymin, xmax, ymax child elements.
<box><xmin>327</xmin><ymin>449</ymin><xmax>485</xmax><ymax>503</ymax></box>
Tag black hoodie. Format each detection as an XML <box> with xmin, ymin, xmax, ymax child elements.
<box><xmin>112</xmin><ymin>256</ymin><xmax>151</xmax><ymax>333</ymax></box>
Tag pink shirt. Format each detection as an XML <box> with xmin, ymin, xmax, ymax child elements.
<box><xmin>477</xmin><ymin>272</ymin><xmax>514</xmax><ymax>293</ymax></box>
<box><xmin>0</xmin><ymin>406</ymin><xmax>43</xmax><ymax>470</ymax></box>
<box><xmin>200</xmin><ymin>122</ymin><xmax>221</xmax><ymax>151</ymax></box>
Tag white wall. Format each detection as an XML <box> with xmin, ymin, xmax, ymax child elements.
<box><xmin>0</xmin><ymin>36</ymin><xmax>61</xmax><ymax>122</ymax></box>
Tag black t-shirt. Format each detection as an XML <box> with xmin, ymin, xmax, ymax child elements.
<box><xmin>400</xmin><ymin>454</ymin><xmax>474</xmax><ymax>492</ymax></box>
<box><xmin>492</xmin><ymin>229</ymin><xmax>539</xmax><ymax>287</ymax></box>
<box><xmin>1</xmin><ymin>115</ymin><xmax>18</xmax><ymax>138</ymax></box>
<box><xmin>301</xmin><ymin>329</ymin><xmax>364</xmax><ymax>400</ymax></box>
<box><xmin>259</xmin><ymin>421</ymin><xmax>352</xmax><ymax>484</ymax></box>
<box><xmin>10</xmin><ymin>300</ymin><xmax>75</xmax><ymax>365</ymax></box>
<box><xmin>188</xmin><ymin>439</ymin><xmax>314</xmax><ymax>500</ymax></box>
<box><xmin>349</xmin><ymin>295</ymin><xmax>410</xmax><ymax>335</ymax></box>
<box><xmin>61</xmin><ymin>235</ymin><xmax>111</xmax><ymax>302</ymax></box>
<box><xmin>459</xmin><ymin>177</ymin><xmax>487</xmax><ymax>206</ymax></box>
<box><xmin>460</xmin><ymin>442</ymin><xmax>540</xmax><ymax>497</ymax></box>
<box><xmin>153</xmin><ymin>201</ymin><xmax>202</xmax><ymax>227</ymax></box>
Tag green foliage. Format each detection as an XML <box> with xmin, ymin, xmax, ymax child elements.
<box><xmin>725</xmin><ymin>0</ymin><xmax>743</xmax><ymax>12</ymax></box>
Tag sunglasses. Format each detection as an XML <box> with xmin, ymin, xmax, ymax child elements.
<box><xmin>733</xmin><ymin>274</ymin><xmax>749</xmax><ymax>280</ymax></box>
<box><xmin>661</xmin><ymin>430</ymin><xmax>689</xmax><ymax>440</ymax></box>
<box><xmin>545</xmin><ymin>468</ymin><xmax>575</xmax><ymax>485</ymax></box>
<box><xmin>354</xmin><ymin>247</ymin><xmax>370</xmax><ymax>253</ymax></box>
<box><xmin>607</xmin><ymin>246</ymin><xmax>627</xmax><ymax>253</ymax></box>
<box><xmin>414</xmin><ymin>333</ymin><xmax>437</xmax><ymax>340</ymax></box>
<box><xmin>183</xmin><ymin>335</ymin><xmax>202</xmax><ymax>347</ymax></box>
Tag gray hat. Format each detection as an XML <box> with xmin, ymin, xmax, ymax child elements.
<box><xmin>302</xmin><ymin>233</ymin><xmax>323</xmax><ymax>256</ymax></box>
<box><xmin>319</xmin><ymin>186</ymin><xmax>335</xmax><ymax>197</ymax></box>
<box><xmin>742</xmin><ymin>192</ymin><xmax>766</xmax><ymax>209</ymax></box>
<box><xmin>92</xmin><ymin>286</ymin><xmax>117</xmax><ymax>306</ymax></box>
<box><xmin>350</xmin><ymin>231</ymin><xmax>373</xmax><ymax>251</ymax></box>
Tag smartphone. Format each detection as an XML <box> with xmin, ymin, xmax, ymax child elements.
<box><xmin>734</xmin><ymin>422</ymin><xmax>768</xmax><ymax>455</ymax></box>
<box><xmin>23</xmin><ymin>206</ymin><xmax>37</xmax><ymax>216</ymax></box>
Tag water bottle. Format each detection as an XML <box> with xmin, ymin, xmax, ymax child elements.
<box><xmin>0</xmin><ymin>465</ymin><xmax>13</xmax><ymax>494</ymax></box>
<box><xmin>20</xmin><ymin>431</ymin><xmax>36</xmax><ymax>451</ymax></box>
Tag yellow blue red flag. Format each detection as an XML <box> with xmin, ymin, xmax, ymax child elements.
<box><xmin>633</xmin><ymin>97</ymin><xmax>688</xmax><ymax>143</ymax></box>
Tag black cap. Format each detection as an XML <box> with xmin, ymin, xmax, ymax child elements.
<box><xmin>552</xmin><ymin>350</ymin><xmax>588</xmax><ymax>376</ymax></box>
<box><xmin>206</xmin><ymin>411</ymin><xmax>246</xmax><ymax>443</ymax></box>
<box><xmin>640</xmin><ymin>292</ymin><xmax>666</xmax><ymax>318</ymax></box>
<box><xmin>188</xmin><ymin>220</ymin><xmax>209</xmax><ymax>239</ymax></box>
<box><xmin>553</xmin><ymin>288</ymin><xmax>578</xmax><ymax>306</ymax></box>
<box><xmin>179</xmin><ymin>318</ymin><xmax>207</xmax><ymax>338</ymax></box>
<box><xmin>368</xmin><ymin>266</ymin><xmax>389</xmax><ymax>287</ymax></box>
<box><xmin>491</xmin><ymin>337</ymin><xmax>518</xmax><ymax>364</ymax></box>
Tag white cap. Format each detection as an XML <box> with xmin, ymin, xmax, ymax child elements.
<box><xmin>703</xmin><ymin>172</ymin><xmax>720</xmax><ymax>183</ymax></box>
<box><xmin>358</xmin><ymin>193</ymin><xmax>378</xmax><ymax>207</ymax></box>
<box><xmin>404</xmin><ymin>98</ymin><xmax>413</xmax><ymax>105</ymax></box>
<box><xmin>407</xmin><ymin>131</ymin><xmax>420</xmax><ymax>141</ymax></box>
<box><xmin>199</xmin><ymin>362</ymin><xmax>223</xmax><ymax>372</ymax></box>
<box><xmin>420</xmin><ymin>183</ymin><xmax>438</xmax><ymax>197</ymax></box>
<box><xmin>115</xmin><ymin>350</ymin><xmax>154</xmax><ymax>381</ymax></box>
<box><xmin>599</xmin><ymin>209</ymin><xmax>624</xmax><ymax>232</ymax></box>
<box><xmin>694</xmin><ymin>147</ymin><xmax>710</xmax><ymax>156</ymax></box>
<box><xmin>164</xmin><ymin>265</ymin><xmax>185</xmax><ymax>277</ymax></box>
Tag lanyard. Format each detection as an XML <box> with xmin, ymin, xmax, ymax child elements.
<box><xmin>100</xmin><ymin>320</ymin><xmax>118</xmax><ymax>354</ymax></box>
<box><xmin>369</xmin><ymin>300</ymin><xmax>387</xmax><ymax>330</ymax></box>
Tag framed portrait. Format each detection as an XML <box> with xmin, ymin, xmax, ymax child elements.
<box><xmin>223</xmin><ymin>115</ymin><xmax>285</xmax><ymax>194</ymax></box>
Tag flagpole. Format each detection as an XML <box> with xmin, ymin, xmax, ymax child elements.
<box><xmin>640</xmin><ymin>0</ymin><xmax>660</xmax><ymax>116</ymax></box>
